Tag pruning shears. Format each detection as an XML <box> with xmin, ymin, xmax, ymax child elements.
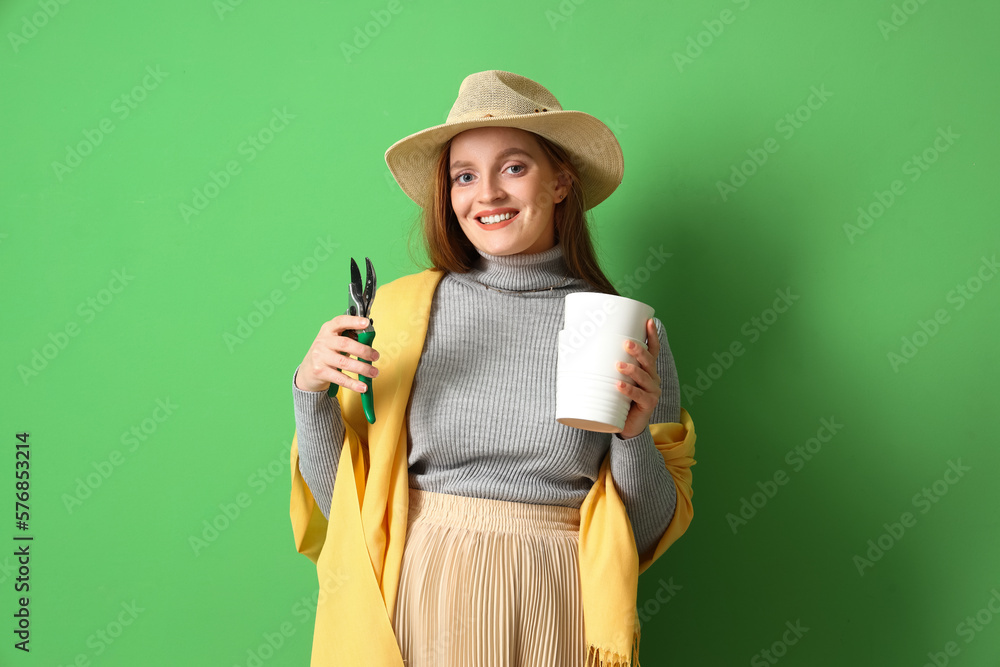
<box><xmin>327</xmin><ymin>257</ymin><xmax>377</xmax><ymax>424</ymax></box>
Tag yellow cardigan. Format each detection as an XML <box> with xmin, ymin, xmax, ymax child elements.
<box><xmin>289</xmin><ymin>268</ymin><xmax>696</xmax><ymax>666</ymax></box>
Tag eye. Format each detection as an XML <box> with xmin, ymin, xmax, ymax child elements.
<box><xmin>453</xmin><ymin>172</ymin><xmax>473</xmax><ymax>184</ymax></box>
<box><xmin>506</xmin><ymin>164</ymin><xmax>525</xmax><ymax>175</ymax></box>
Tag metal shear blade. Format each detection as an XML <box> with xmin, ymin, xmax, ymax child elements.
<box><xmin>348</xmin><ymin>258</ymin><xmax>366</xmax><ymax>318</ymax></box>
<box><xmin>362</xmin><ymin>257</ymin><xmax>377</xmax><ymax>314</ymax></box>
<box><xmin>349</xmin><ymin>257</ymin><xmax>377</xmax><ymax>319</ymax></box>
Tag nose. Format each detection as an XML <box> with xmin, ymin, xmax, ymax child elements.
<box><xmin>476</xmin><ymin>171</ymin><xmax>506</xmax><ymax>202</ymax></box>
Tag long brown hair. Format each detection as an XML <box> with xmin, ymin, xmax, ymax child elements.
<box><xmin>407</xmin><ymin>131</ymin><xmax>620</xmax><ymax>295</ymax></box>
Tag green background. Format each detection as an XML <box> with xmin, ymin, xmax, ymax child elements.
<box><xmin>2</xmin><ymin>0</ymin><xmax>998</xmax><ymax>664</ymax></box>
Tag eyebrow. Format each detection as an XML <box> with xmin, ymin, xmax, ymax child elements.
<box><xmin>449</xmin><ymin>147</ymin><xmax>534</xmax><ymax>172</ymax></box>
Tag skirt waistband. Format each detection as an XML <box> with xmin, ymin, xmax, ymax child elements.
<box><xmin>407</xmin><ymin>487</ymin><xmax>580</xmax><ymax>537</ymax></box>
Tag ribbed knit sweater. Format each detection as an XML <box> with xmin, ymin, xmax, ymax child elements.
<box><xmin>292</xmin><ymin>243</ymin><xmax>681</xmax><ymax>558</ymax></box>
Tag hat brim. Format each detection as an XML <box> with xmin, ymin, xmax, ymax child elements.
<box><xmin>384</xmin><ymin>110</ymin><xmax>624</xmax><ymax>211</ymax></box>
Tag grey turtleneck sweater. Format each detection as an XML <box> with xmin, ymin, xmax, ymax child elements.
<box><xmin>292</xmin><ymin>243</ymin><xmax>681</xmax><ymax>558</ymax></box>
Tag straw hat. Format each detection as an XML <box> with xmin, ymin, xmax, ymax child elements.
<box><xmin>384</xmin><ymin>70</ymin><xmax>624</xmax><ymax>211</ymax></box>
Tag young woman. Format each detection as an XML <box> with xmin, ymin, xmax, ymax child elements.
<box><xmin>289</xmin><ymin>70</ymin><xmax>696</xmax><ymax>667</ymax></box>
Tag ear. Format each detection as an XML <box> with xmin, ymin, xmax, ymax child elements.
<box><xmin>554</xmin><ymin>170</ymin><xmax>571</xmax><ymax>203</ymax></box>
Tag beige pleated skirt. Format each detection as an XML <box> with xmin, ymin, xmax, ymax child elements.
<box><xmin>393</xmin><ymin>487</ymin><xmax>586</xmax><ymax>667</ymax></box>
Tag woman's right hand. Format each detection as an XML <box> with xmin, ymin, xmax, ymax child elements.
<box><xmin>295</xmin><ymin>315</ymin><xmax>380</xmax><ymax>394</ymax></box>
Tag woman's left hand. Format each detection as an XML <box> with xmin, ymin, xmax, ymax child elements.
<box><xmin>615</xmin><ymin>318</ymin><xmax>661</xmax><ymax>440</ymax></box>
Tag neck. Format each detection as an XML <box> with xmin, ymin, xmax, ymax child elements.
<box><xmin>450</xmin><ymin>243</ymin><xmax>579</xmax><ymax>293</ymax></box>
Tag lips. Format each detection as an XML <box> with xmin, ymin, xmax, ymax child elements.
<box><xmin>475</xmin><ymin>207</ymin><xmax>519</xmax><ymax>219</ymax></box>
<box><xmin>476</xmin><ymin>210</ymin><xmax>519</xmax><ymax>230</ymax></box>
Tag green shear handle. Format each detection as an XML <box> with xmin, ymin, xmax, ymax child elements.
<box><xmin>326</xmin><ymin>329</ymin><xmax>376</xmax><ymax>424</ymax></box>
<box><xmin>355</xmin><ymin>329</ymin><xmax>376</xmax><ymax>423</ymax></box>
<box><xmin>327</xmin><ymin>257</ymin><xmax>377</xmax><ymax>424</ymax></box>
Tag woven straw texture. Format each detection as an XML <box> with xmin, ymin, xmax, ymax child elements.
<box><xmin>384</xmin><ymin>70</ymin><xmax>624</xmax><ymax>211</ymax></box>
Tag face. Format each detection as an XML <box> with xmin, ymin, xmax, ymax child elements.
<box><xmin>448</xmin><ymin>126</ymin><xmax>569</xmax><ymax>256</ymax></box>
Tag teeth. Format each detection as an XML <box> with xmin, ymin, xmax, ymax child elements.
<box><xmin>478</xmin><ymin>212</ymin><xmax>516</xmax><ymax>224</ymax></box>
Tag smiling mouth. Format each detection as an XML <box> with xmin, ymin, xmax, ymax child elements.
<box><xmin>477</xmin><ymin>211</ymin><xmax>519</xmax><ymax>225</ymax></box>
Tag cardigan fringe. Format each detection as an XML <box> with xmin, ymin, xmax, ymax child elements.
<box><xmin>585</xmin><ymin>614</ymin><xmax>641</xmax><ymax>667</ymax></box>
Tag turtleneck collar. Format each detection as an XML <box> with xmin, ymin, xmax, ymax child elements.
<box><xmin>448</xmin><ymin>243</ymin><xmax>588</xmax><ymax>294</ymax></box>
